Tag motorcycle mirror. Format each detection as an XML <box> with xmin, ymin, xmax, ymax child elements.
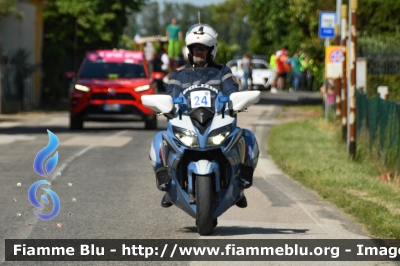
<box><xmin>141</xmin><ymin>95</ymin><xmax>174</xmax><ymax>113</ymax></box>
<box><xmin>230</xmin><ymin>91</ymin><xmax>261</xmax><ymax>111</ymax></box>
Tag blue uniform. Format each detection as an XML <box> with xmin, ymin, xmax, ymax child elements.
<box><xmin>166</xmin><ymin>62</ymin><xmax>238</xmax><ymax>98</ymax></box>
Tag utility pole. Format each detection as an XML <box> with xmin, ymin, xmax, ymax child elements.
<box><xmin>341</xmin><ymin>4</ymin><xmax>348</xmax><ymax>141</ymax></box>
<box><xmin>334</xmin><ymin>24</ymin><xmax>341</xmax><ymax>122</ymax></box>
<box><xmin>348</xmin><ymin>0</ymin><xmax>358</xmax><ymax>158</ymax></box>
<box><xmin>0</xmin><ymin>65</ymin><xmax>2</xmax><ymax>114</ymax></box>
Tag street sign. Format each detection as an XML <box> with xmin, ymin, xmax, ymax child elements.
<box><xmin>325</xmin><ymin>46</ymin><xmax>343</xmax><ymax>78</ymax></box>
<box><xmin>319</xmin><ymin>12</ymin><xmax>336</xmax><ymax>38</ymax></box>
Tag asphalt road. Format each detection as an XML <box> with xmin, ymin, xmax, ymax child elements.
<box><xmin>0</xmin><ymin>91</ymin><xmax>395</xmax><ymax>266</ymax></box>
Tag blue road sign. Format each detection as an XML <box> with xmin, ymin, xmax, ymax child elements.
<box><xmin>319</xmin><ymin>12</ymin><xmax>336</xmax><ymax>39</ymax></box>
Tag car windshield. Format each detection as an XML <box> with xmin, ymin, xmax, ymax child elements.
<box><xmin>79</xmin><ymin>62</ymin><xmax>146</xmax><ymax>79</ymax></box>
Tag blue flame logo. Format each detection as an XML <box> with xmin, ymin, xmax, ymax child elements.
<box><xmin>28</xmin><ymin>130</ymin><xmax>61</xmax><ymax>221</ymax></box>
<box><xmin>33</xmin><ymin>130</ymin><xmax>59</xmax><ymax>177</ymax></box>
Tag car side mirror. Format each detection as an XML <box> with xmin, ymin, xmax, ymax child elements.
<box><xmin>152</xmin><ymin>72</ymin><xmax>164</xmax><ymax>81</ymax></box>
<box><xmin>65</xmin><ymin>72</ymin><xmax>76</xmax><ymax>79</ymax></box>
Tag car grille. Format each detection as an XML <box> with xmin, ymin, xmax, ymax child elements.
<box><xmin>89</xmin><ymin>93</ymin><xmax>135</xmax><ymax>101</ymax></box>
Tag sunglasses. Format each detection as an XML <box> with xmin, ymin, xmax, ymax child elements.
<box><xmin>192</xmin><ymin>46</ymin><xmax>208</xmax><ymax>52</ymax></box>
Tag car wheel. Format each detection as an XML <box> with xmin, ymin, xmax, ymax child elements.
<box><xmin>70</xmin><ymin>114</ymin><xmax>83</xmax><ymax>130</ymax></box>
<box><xmin>145</xmin><ymin>114</ymin><xmax>157</xmax><ymax>130</ymax></box>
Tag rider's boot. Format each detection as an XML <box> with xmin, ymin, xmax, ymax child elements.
<box><xmin>236</xmin><ymin>195</ymin><xmax>247</xmax><ymax>208</ymax></box>
<box><xmin>161</xmin><ymin>194</ymin><xmax>173</xmax><ymax>208</ymax></box>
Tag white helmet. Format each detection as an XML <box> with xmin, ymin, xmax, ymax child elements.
<box><xmin>185</xmin><ymin>24</ymin><xmax>218</xmax><ymax>64</ymax></box>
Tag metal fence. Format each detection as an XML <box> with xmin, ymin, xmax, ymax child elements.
<box><xmin>0</xmin><ymin>64</ymin><xmax>33</xmax><ymax>113</ymax></box>
<box><xmin>358</xmin><ymin>47</ymin><xmax>400</xmax><ymax>75</ymax></box>
<box><xmin>356</xmin><ymin>90</ymin><xmax>400</xmax><ymax>170</ymax></box>
<box><xmin>0</xmin><ymin>64</ymin><xmax>18</xmax><ymax>101</ymax></box>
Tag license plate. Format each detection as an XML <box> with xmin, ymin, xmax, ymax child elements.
<box><xmin>103</xmin><ymin>104</ymin><xmax>121</xmax><ymax>111</ymax></box>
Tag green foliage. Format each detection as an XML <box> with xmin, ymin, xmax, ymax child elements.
<box><xmin>358</xmin><ymin>35</ymin><xmax>400</xmax><ymax>52</ymax></box>
<box><xmin>358</xmin><ymin>0</ymin><xmax>400</xmax><ymax>36</ymax></box>
<box><xmin>0</xmin><ymin>0</ymin><xmax>22</xmax><ymax>18</ymax></box>
<box><xmin>247</xmin><ymin>0</ymin><xmax>334</xmax><ymax>90</ymax></box>
<box><xmin>135</xmin><ymin>2</ymin><xmax>160</xmax><ymax>36</ymax></box>
<box><xmin>214</xmin><ymin>41</ymin><xmax>241</xmax><ymax>64</ymax></box>
<box><xmin>131</xmin><ymin>1</ymin><xmax>251</xmax><ymax>56</ymax></box>
<box><xmin>41</xmin><ymin>0</ymin><xmax>146</xmax><ymax>105</ymax></box>
<box><xmin>367</xmin><ymin>75</ymin><xmax>400</xmax><ymax>103</ymax></box>
<box><xmin>211</xmin><ymin>0</ymin><xmax>251</xmax><ymax>55</ymax></box>
<box><xmin>268</xmin><ymin>114</ymin><xmax>400</xmax><ymax>238</ymax></box>
<box><xmin>357</xmin><ymin>36</ymin><xmax>400</xmax><ymax>103</ymax></box>
<box><xmin>247</xmin><ymin>0</ymin><xmax>334</xmax><ymax>56</ymax></box>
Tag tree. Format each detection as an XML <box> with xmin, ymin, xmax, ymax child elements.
<box><xmin>41</xmin><ymin>0</ymin><xmax>146</xmax><ymax>105</ymax></box>
<box><xmin>357</xmin><ymin>0</ymin><xmax>400</xmax><ymax>36</ymax></box>
<box><xmin>246</xmin><ymin>0</ymin><xmax>337</xmax><ymax>90</ymax></box>
<box><xmin>136</xmin><ymin>2</ymin><xmax>161</xmax><ymax>36</ymax></box>
<box><xmin>0</xmin><ymin>0</ymin><xmax>22</xmax><ymax>18</ymax></box>
<box><xmin>248</xmin><ymin>0</ymin><xmax>334</xmax><ymax>57</ymax></box>
<box><xmin>211</xmin><ymin>0</ymin><xmax>252</xmax><ymax>55</ymax></box>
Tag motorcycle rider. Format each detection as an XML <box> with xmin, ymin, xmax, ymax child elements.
<box><xmin>151</xmin><ymin>24</ymin><xmax>259</xmax><ymax>209</ymax></box>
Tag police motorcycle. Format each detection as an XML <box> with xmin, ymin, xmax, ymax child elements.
<box><xmin>141</xmin><ymin>67</ymin><xmax>260</xmax><ymax>235</ymax></box>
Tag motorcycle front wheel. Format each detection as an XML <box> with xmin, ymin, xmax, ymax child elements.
<box><xmin>195</xmin><ymin>174</ymin><xmax>214</xmax><ymax>236</ymax></box>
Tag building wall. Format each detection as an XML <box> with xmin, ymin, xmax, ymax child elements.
<box><xmin>0</xmin><ymin>2</ymin><xmax>36</xmax><ymax>66</ymax></box>
<box><xmin>0</xmin><ymin>0</ymin><xmax>44</xmax><ymax>109</ymax></box>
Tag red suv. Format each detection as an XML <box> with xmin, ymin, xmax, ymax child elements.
<box><xmin>68</xmin><ymin>50</ymin><xmax>157</xmax><ymax>129</ymax></box>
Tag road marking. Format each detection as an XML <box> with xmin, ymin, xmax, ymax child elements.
<box><xmin>0</xmin><ymin>134</ymin><xmax>36</xmax><ymax>145</ymax></box>
<box><xmin>0</xmin><ymin>122</ymin><xmax>22</xmax><ymax>128</ymax></box>
<box><xmin>61</xmin><ymin>136</ymin><xmax>132</xmax><ymax>147</ymax></box>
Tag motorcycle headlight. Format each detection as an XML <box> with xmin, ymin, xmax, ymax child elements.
<box><xmin>173</xmin><ymin>126</ymin><xmax>199</xmax><ymax>148</ymax></box>
<box><xmin>74</xmin><ymin>84</ymin><xmax>90</xmax><ymax>92</ymax></box>
<box><xmin>207</xmin><ymin>125</ymin><xmax>232</xmax><ymax>147</ymax></box>
<box><xmin>134</xmin><ymin>85</ymin><xmax>150</xmax><ymax>92</ymax></box>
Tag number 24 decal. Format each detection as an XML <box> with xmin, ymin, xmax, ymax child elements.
<box><xmin>194</xmin><ymin>96</ymin><xmax>208</xmax><ymax>106</ymax></box>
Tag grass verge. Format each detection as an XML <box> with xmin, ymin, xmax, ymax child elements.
<box><xmin>267</xmin><ymin>108</ymin><xmax>400</xmax><ymax>238</ymax></box>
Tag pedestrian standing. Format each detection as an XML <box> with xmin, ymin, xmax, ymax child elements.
<box><xmin>269</xmin><ymin>51</ymin><xmax>278</xmax><ymax>93</ymax></box>
<box><xmin>241</xmin><ymin>54</ymin><xmax>252</xmax><ymax>90</ymax></box>
<box><xmin>276</xmin><ymin>50</ymin><xmax>289</xmax><ymax>91</ymax></box>
<box><xmin>161</xmin><ymin>48</ymin><xmax>170</xmax><ymax>73</ymax></box>
<box><xmin>290</xmin><ymin>52</ymin><xmax>302</xmax><ymax>91</ymax></box>
<box><xmin>166</xmin><ymin>18</ymin><xmax>183</xmax><ymax>60</ymax></box>
<box><xmin>144</xmin><ymin>42</ymin><xmax>155</xmax><ymax>74</ymax></box>
<box><xmin>299</xmin><ymin>52</ymin><xmax>309</xmax><ymax>91</ymax></box>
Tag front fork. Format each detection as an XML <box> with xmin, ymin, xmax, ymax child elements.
<box><xmin>187</xmin><ymin>160</ymin><xmax>220</xmax><ymax>204</ymax></box>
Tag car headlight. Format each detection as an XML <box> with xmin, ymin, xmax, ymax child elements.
<box><xmin>207</xmin><ymin>125</ymin><xmax>231</xmax><ymax>147</ymax></box>
<box><xmin>134</xmin><ymin>85</ymin><xmax>150</xmax><ymax>92</ymax></box>
<box><xmin>173</xmin><ymin>126</ymin><xmax>199</xmax><ymax>148</ymax></box>
<box><xmin>74</xmin><ymin>84</ymin><xmax>90</xmax><ymax>92</ymax></box>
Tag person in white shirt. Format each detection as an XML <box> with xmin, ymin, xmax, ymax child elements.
<box><xmin>161</xmin><ymin>49</ymin><xmax>170</xmax><ymax>73</ymax></box>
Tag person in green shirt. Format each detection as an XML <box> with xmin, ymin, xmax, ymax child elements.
<box><xmin>307</xmin><ymin>59</ymin><xmax>318</xmax><ymax>91</ymax></box>
<box><xmin>269</xmin><ymin>51</ymin><xmax>278</xmax><ymax>93</ymax></box>
<box><xmin>166</xmin><ymin>18</ymin><xmax>183</xmax><ymax>59</ymax></box>
<box><xmin>289</xmin><ymin>51</ymin><xmax>302</xmax><ymax>91</ymax></box>
<box><xmin>299</xmin><ymin>52</ymin><xmax>309</xmax><ymax>90</ymax></box>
